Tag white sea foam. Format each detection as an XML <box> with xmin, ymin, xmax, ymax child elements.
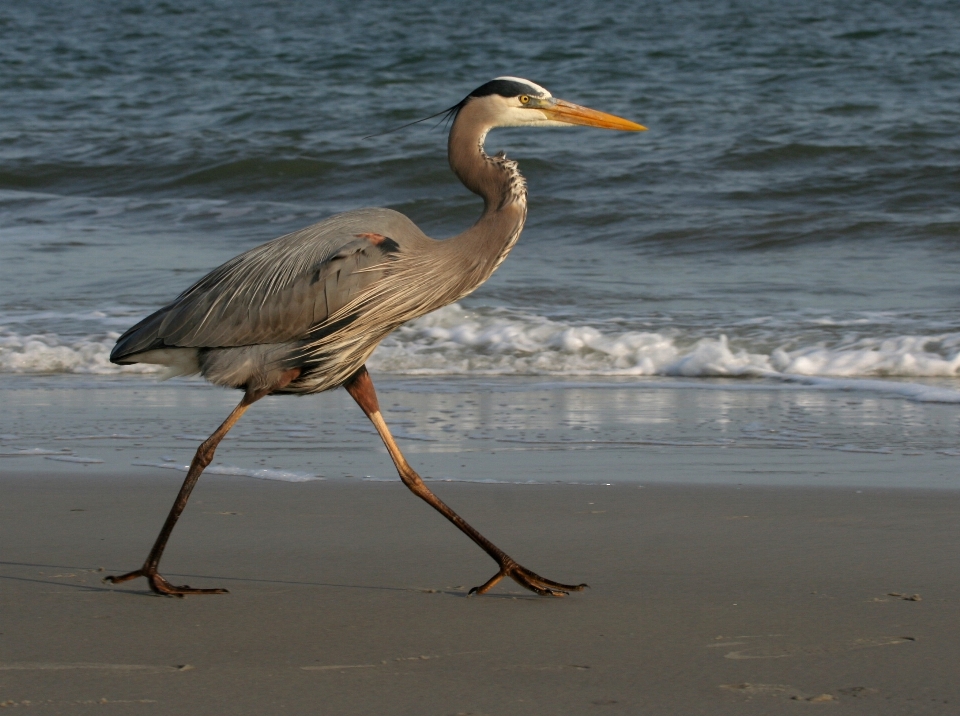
<box><xmin>5</xmin><ymin>303</ymin><xmax>960</xmax><ymax>388</ymax></box>
<box><xmin>370</xmin><ymin>304</ymin><xmax>960</xmax><ymax>380</ymax></box>
<box><xmin>0</xmin><ymin>448</ymin><xmax>68</xmax><ymax>457</ymax></box>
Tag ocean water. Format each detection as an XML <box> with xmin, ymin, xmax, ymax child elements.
<box><xmin>2</xmin><ymin>1</ymin><xmax>960</xmax><ymax>482</ymax></box>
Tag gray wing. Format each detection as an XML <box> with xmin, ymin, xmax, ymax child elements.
<box><xmin>111</xmin><ymin>208</ymin><xmax>424</xmax><ymax>362</ymax></box>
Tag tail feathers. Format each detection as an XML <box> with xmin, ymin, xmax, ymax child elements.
<box><xmin>110</xmin><ymin>309</ymin><xmax>169</xmax><ymax>364</ymax></box>
<box><xmin>117</xmin><ymin>348</ymin><xmax>201</xmax><ymax>380</ymax></box>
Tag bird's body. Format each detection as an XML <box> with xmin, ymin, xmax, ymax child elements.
<box><xmin>105</xmin><ymin>77</ymin><xmax>644</xmax><ymax>598</ymax></box>
<box><xmin>113</xmin><ymin>163</ymin><xmax>525</xmax><ymax>395</ymax></box>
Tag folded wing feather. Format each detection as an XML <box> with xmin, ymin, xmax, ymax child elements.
<box><xmin>111</xmin><ymin>208</ymin><xmax>416</xmax><ymax>363</ymax></box>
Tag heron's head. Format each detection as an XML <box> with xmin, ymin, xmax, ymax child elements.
<box><xmin>456</xmin><ymin>76</ymin><xmax>646</xmax><ymax>132</ymax></box>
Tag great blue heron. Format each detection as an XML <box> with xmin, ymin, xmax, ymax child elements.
<box><xmin>105</xmin><ymin>77</ymin><xmax>645</xmax><ymax>598</ymax></box>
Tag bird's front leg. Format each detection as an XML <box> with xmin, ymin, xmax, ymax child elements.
<box><xmin>469</xmin><ymin>559</ymin><xmax>587</xmax><ymax>597</ymax></box>
<box><xmin>344</xmin><ymin>365</ymin><xmax>586</xmax><ymax>597</ymax></box>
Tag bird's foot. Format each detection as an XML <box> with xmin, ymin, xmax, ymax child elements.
<box><xmin>104</xmin><ymin>568</ymin><xmax>228</xmax><ymax>597</ymax></box>
<box><xmin>469</xmin><ymin>559</ymin><xmax>587</xmax><ymax>597</ymax></box>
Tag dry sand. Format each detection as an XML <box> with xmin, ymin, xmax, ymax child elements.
<box><xmin>1</xmin><ymin>470</ymin><xmax>958</xmax><ymax>715</ymax></box>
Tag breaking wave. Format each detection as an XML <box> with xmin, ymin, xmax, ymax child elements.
<box><xmin>4</xmin><ymin>303</ymin><xmax>960</xmax><ymax>381</ymax></box>
<box><xmin>369</xmin><ymin>304</ymin><xmax>960</xmax><ymax>379</ymax></box>
<box><xmin>0</xmin><ymin>331</ymin><xmax>158</xmax><ymax>375</ymax></box>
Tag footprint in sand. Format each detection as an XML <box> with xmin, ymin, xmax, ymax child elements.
<box><xmin>721</xmin><ymin>683</ymin><xmax>880</xmax><ymax>702</ymax></box>
<box><xmin>716</xmin><ymin>635</ymin><xmax>915</xmax><ymax>660</ymax></box>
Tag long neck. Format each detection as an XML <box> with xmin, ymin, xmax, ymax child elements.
<box><xmin>443</xmin><ymin>104</ymin><xmax>528</xmax><ymax>287</ymax></box>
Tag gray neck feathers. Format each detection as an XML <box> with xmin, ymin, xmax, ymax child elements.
<box><xmin>443</xmin><ymin>102</ymin><xmax>528</xmax><ymax>293</ymax></box>
<box><xmin>448</xmin><ymin>109</ymin><xmax>528</xmax><ymax>211</ymax></box>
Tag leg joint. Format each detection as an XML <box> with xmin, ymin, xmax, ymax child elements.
<box><xmin>397</xmin><ymin>465</ymin><xmax>425</xmax><ymax>491</ymax></box>
<box><xmin>196</xmin><ymin>441</ymin><xmax>216</xmax><ymax>467</ymax></box>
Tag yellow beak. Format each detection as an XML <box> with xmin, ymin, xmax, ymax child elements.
<box><xmin>540</xmin><ymin>98</ymin><xmax>646</xmax><ymax>131</ymax></box>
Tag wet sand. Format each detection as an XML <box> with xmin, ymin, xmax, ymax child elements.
<box><xmin>6</xmin><ymin>375</ymin><xmax>960</xmax><ymax>492</ymax></box>
<box><xmin>1</xmin><ymin>470</ymin><xmax>958</xmax><ymax>715</ymax></box>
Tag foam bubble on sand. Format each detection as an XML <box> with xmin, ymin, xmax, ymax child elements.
<box><xmin>361</xmin><ymin>475</ymin><xmax>551</xmax><ymax>485</ymax></box>
<box><xmin>54</xmin><ymin>434</ymin><xmax>148</xmax><ymax>440</ymax></box>
<box><xmin>44</xmin><ymin>455</ymin><xmax>104</xmax><ymax>464</ymax></box>
<box><xmin>133</xmin><ymin>461</ymin><xmax>322</xmax><ymax>482</ymax></box>
<box><xmin>0</xmin><ymin>448</ymin><xmax>68</xmax><ymax>457</ymax></box>
<box><xmin>778</xmin><ymin>375</ymin><xmax>960</xmax><ymax>403</ymax></box>
<box><xmin>346</xmin><ymin>424</ymin><xmax>436</xmax><ymax>441</ymax></box>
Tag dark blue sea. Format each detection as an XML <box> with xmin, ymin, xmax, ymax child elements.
<box><xmin>0</xmin><ymin>1</ymin><xmax>960</xmax><ymax>377</ymax></box>
<box><xmin>3</xmin><ymin>1</ymin><xmax>960</xmax><ymax>483</ymax></box>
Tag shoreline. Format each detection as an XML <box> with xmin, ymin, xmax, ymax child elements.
<box><xmin>4</xmin><ymin>374</ymin><xmax>960</xmax><ymax>491</ymax></box>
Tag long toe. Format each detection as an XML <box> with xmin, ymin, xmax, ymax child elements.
<box><xmin>103</xmin><ymin>569</ymin><xmax>145</xmax><ymax>585</ymax></box>
<box><xmin>522</xmin><ymin>569</ymin><xmax>588</xmax><ymax>592</ymax></box>
<box><xmin>104</xmin><ymin>569</ymin><xmax>227</xmax><ymax>597</ymax></box>
<box><xmin>471</xmin><ymin>563</ymin><xmax>587</xmax><ymax>597</ymax></box>
<box><xmin>468</xmin><ymin>570</ymin><xmax>506</xmax><ymax>596</ymax></box>
<box><xmin>149</xmin><ymin>574</ymin><xmax>228</xmax><ymax>597</ymax></box>
<box><xmin>513</xmin><ymin>565</ymin><xmax>587</xmax><ymax>596</ymax></box>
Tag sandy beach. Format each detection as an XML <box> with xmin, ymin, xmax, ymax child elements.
<box><xmin>2</xmin><ymin>468</ymin><xmax>957</xmax><ymax>715</ymax></box>
<box><xmin>4</xmin><ymin>1</ymin><xmax>960</xmax><ymax>714</ymax></box>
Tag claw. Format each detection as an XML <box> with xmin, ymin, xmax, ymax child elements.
<box><xmin>104</xmin><ymin>569</ymin><xmax>228</xmax><ymax>597</ymax></box>
<box><xmin>469</xmin><ymin>562</ymin><xmax>587</xmax><ymax>597</ymax></box>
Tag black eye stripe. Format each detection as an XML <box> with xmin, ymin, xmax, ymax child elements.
<box><xmin>469</xmin><ymin>79</ymin><xmax>544</xmax><ymax>99</ymax></box>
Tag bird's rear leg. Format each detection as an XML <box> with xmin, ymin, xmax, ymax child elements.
<box><xmin>103</xmin><ymin>436</ymin><xmax>231</xmax><ymax>596</ymax></box>
<box><xmin>104</xmin><ymin>372</ymin><xmax>298</xmax><ymax>597</ymax></box>
<box><xmin>105</xmin><ymin>569</ymin><xmax>228</xmax><ymax>597</ymax></box>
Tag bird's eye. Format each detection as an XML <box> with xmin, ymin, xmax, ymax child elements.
<box><xmin>519</xmin><ymin>95</ymin><xmax>530</xmax><ymax>105</ymax></box>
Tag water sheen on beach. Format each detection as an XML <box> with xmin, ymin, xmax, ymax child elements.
<box><xmin>2</xmin><ymin>1</ymin><xmax>960</xmax><ymax>483</ymax></box>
